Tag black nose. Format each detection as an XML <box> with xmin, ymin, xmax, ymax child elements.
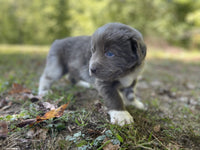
<box><xmin>90</xmin><ymin>67</ymin><xmax>97</xmax><ymax>74</ymax></box>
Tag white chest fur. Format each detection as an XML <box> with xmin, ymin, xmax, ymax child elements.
<box><xmin>119</xmin><ymin>64</ymin><xmax>144</xmax><ymax>87</ymax></box>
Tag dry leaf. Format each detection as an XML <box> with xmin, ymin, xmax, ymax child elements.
<box><xmin>16</xmin><ymin>103</ymin><xmax>69</xmax><ymax>128</ymax></box>
<box><xmin>17</xmin><ymin>119</ymin><xmax>36</xmax><ymax>128</ymax></box>
<box><xmin>103</xmin><ymin>142</ymin><xmax>120</xmax><ymax>150</ymax></box>
<box><xmin>35</xmin><ymin>102</ymin><xmax>69</xmax><ymax>124</ymax></box>
<box><xmin>0</xmin><ymin>121</ymin><xmax>8</xmax><ymax>138</ymax></box>
<box><xmin>153</xmin><ymin>124</ymin><xmax>161</xmax><ymax>133</ymax></box>
<box><xmin>9</xmin><ymin>83</ymin><xmax>31</xmax><ymax>94</ymax></box>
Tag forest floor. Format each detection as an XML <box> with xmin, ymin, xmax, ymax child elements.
<box><xmin>0</xmin><ymin>44</ymin><xmax>200</xmax><ymax>150</ymax></box>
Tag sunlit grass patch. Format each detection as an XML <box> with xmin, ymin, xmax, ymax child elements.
<box><xmin>147</xmin><ymin>46</ymin><xmax>200</xmax><ymax>63</ymax></box>
<box><xmin>0</xmin><ymin>44</ymin><xmax>48</xmax><ymax>92</ymax></box>
<box><xmin>0</xmin><ymin>44</ymin><xmax>49</xmax><ymax>54</ymax></box>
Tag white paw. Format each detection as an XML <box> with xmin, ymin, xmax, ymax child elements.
<box><xmin>38</xmin><ymin>90</ymin><xmax>51</xmax><ymax>96</ymax></box>
<box><xmin>131</xmin><ymin>99</ymin><xmax>145</xmax><ymax>110</ymax></box>
<box><xmin>76</xmin><ymin>80</ymin><xmax>92</xmax><ymax>88</ymax></box>
<box><xmin>108</xmin><ymin>110</ymin><xmax>134</xmax><ymax>126</ymax></box>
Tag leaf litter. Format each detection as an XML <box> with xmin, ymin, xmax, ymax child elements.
<box><xmin>34</xmin><ymin>102</ymin><xmax>69</xmax><ymax>124</ymax></box>
<box><xmin>15</xmin><ymin>102</ymin><xmax>70</xmax><ymax>127</ymax></box>
<box><xmin>0</xmin><ymin>121</ymin><xmax>8</xmax><ymax>138</ymax></box>
<box><xmin>8</xmin><ymin>83</ymin><xmax>31</xmax><ymax>94</ymax></box>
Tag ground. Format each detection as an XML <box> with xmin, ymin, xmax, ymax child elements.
<box><xmin>0</xmin><ymin>44</ymin><xmax>200</xmax><ymax>150</ymax></box>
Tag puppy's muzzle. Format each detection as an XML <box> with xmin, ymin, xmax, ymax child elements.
<box><xmin>89</xmin><ymin>65</ymin><xmax>97</xmax><ymax>76</ymax></box>
<box><xmin>90</xmin><ymin>67</ymin><xmax>97</xmax><ymax>74</ymax></box>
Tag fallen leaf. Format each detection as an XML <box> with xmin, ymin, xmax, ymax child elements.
<box><xmin>17</xmin><ymin>119</ymin><xmax>36</xmax><ymax>128</ymax></box>
<box><xmin>9</xmin><ymin>83</ymin><xmax>31</xmax><ymax>94</ymax></box>
<box><xmin>0</xmin><ymin>121</ymin><xmax>8</xmax><ymax>138</ymax></box>
<box><xmin>35</xmin><ymin>102</ymin><xmax>69</xmax><ymax>124</ymax></box>
<box><xmin>153</xmin><ymin>124</ymin><xmax>161</xmax><ymax>133</ymax></box>
<box><xmin>103</xmin><ymin>142</ymin><xmax>120</xmax><ymax>150</ymax></box>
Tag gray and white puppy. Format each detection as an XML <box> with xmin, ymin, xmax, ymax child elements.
<box><xmin>38</xmin><ymin>23</ymin><xmax>147</xmax><ymax>126</ymax></box>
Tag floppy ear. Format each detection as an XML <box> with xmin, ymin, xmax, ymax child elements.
<box><xmin>130</xmin><ymin>38</ymin><xmax>146</xmax><ymax>63</ymax></box>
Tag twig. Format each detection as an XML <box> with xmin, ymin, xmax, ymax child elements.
<box><xmin>148</xmin><ymin>130</ymin><xmax>168</xmax><ymax>149</ymax></box>
<box><xmin>101</xmin><ymin>128</ymin><xmax>107</xmax><ymax>134</ymax></box>
<box><xmin>97</xmin><ymin>140</ymin><xmax>111</xmax><ymax>150</ymax></box>
<box><xmin>133</xmin><ymin>145</ymin><xmax>154</xmax><ymax>150</ymax></box>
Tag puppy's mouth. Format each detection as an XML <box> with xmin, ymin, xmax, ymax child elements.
<box><xmin>89</xmin><ymin>64</ymin><xmax>96</xmax><ymax>77</ymax></box>
<box><xmin>89</xmin><ymin>66</ymin><xmax>123</xmax><ymax>81</ymax></box>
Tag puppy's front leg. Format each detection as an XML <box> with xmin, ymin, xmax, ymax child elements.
<box><xmin>96</xmin><ymin>80</ymin><xmax>133</xmax><ymax>126</ymax></box>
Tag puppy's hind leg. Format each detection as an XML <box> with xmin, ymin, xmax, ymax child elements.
<box><xmin>38</xmin><ymin>56</ymin><xmax>64</xmax><ymax>96</ymax></box>
<box><xmin>120</xmin><ymin>80</ymin><xmax>145</xmax><ymax>110</ymax></box>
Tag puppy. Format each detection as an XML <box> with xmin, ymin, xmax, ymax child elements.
<box><xmin>38</xmin><ymin>23</ymin><xmax>147</xmax><ymax>126</ymax></box>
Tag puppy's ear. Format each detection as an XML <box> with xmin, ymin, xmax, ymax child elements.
<box><xmin>130</xmin><ymin>38</ymin><xmax>146</xmax><ymax>63</ymax></box>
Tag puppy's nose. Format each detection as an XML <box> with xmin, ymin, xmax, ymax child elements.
<box><xmin>90</xmin><ymin>67</ymin><xmax>97</xmax><ymax>74</ymax></box>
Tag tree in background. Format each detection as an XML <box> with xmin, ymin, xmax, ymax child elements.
<box><xmin>0</xmin><ymin>0</ymin><xmax>71</xmax><ymax>44</ymax></box>
<box><xmin>48</xmin><ymin>0</ymin><xmax>70</xmax><ymax>39</ymax></box>
<box><xmin>0</xmin><ymin>0</ymin><xmax>199</xmax><ymax>48</ymax></box>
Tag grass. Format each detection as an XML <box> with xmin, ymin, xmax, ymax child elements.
<box><xmin>0</xmin><ymin>44</ymin><xmax>200</xmax><ymax>149</ymax></box>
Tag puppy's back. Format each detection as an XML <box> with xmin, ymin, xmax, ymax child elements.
<box><xmin>48</xmin><ymin>36</ymin><xmax>91</xmax><ymax>58</ymax></box>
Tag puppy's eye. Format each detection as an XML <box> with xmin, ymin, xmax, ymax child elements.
<box><xmin>105</xmin><ymin>51</ymin><xmax>115</xmax><ymax>58</ymax></box>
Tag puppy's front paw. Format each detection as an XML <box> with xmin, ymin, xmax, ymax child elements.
<box><xmin>108</xmin><ymin>110</ymin><xmax>133</xmax><ymax>126</ymax></box>
<box><xmin>38</xmin><ymin>90</ymin><xmax>52</xmax><ymax>97</ymax></box>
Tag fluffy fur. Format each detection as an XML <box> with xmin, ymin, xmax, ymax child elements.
<box><xmin>38</xmin><ymin>23</ymin><xmax>147</xmax><ymax>126</ymax></box>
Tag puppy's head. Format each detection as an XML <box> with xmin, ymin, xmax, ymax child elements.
<box><xmin>89</xmin><ymin>23</ymin><xmax>146</xmax><ymax>81</ymax></box>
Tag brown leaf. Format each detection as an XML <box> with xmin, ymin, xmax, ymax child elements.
<box><xmin>35</xmin><ymin>102</ymin><xmax>69</xmax><ymax>124</ymax></box>
<box><xmin>103</xmin><ymin>142</ymin><xmax>120</xmax><ymax>150</ymax></box>
<box><xmin>17</xmin><ymin>119</ymin><xmax>36</xmax><ymax>128</ymax></box>
<box><xmin>0</xmin><ymin>121</ymin><xmax>8</xmax><ymax>138</ymax></box>
<box><xmin>9</xmin><ymin>83</ymin><xmax>31</xmax><ymax>94</ymax></box>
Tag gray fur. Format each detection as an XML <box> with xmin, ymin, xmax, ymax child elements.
<box><xmin>39</xmin><ymin>23</ymin><xmax>147</xmax><ymax>124</ymax></box>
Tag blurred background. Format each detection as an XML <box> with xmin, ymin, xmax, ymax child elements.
<box><xmin>0</xmin><ymin>1</ymin><xmax>200</xmax><ymax>149</ymax></box>
<box><xmin>0</xmin><ymin>0</ymin><xmax>200</xmax><ymax>49</ymax></box>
